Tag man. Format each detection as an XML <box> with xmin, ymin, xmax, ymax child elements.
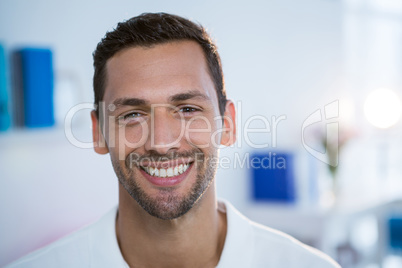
<box><xmin>8</xmin><ymin>13</ymin><xmax>340</xmax><ymax>268</ymax></box>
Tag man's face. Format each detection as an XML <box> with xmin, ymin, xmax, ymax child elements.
<box><xmin>91</xmin><ymin>41</ymin><xmax>235</xmax><ymax>220</ymax></box>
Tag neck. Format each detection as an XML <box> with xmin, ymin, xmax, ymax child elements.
<box><xmin>116</xmin><ymin>183</ymin><xmax>227</xmax><ymax>268</ymax></box>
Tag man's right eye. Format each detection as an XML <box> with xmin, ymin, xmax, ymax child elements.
<box><xmin>118</xmin><ymin>112</ymin><xmax>145</xmax><ymax>125</ymax></box>
<box><xmin>124</xmin><ymin>112</ymin><xmax>142</xmax><ymax>119</ymax></box>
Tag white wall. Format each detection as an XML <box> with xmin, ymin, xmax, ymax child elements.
<box><xmin>0</xmin><ymin>0</ymin><xmax>358</xmax><ymax>265</ymax></box>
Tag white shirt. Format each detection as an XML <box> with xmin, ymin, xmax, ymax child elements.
<box><xmin>6</xmin><ymin>200</ymin><xmax>340</xmax><ymax>268</ymax></box>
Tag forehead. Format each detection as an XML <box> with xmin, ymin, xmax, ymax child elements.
<box><xmin>103</xmin><ymin>41</ymin><xmax>218</xmax><ymax>106</ymax></box>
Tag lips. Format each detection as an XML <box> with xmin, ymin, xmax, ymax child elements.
<box><xmin>141</xmin><ymin>164</ymin><xmax>190</xmax><ymax>178</ymax></box>
<box><xmin>138</xmin><ymin>161</ymin><xmax>194</xmax><ymax>187</ymax></box>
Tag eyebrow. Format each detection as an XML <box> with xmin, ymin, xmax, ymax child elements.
<box><xmin>112</xmin><ymin>97</ymin><xmax>148</xmax><ymax>108</ymax></box>
<box><xmin>169</xmin><ymin>90</ymin><xmax>211</xmax><ymax>102</ymax></box>
<box><xmin>110</xmin><ymin>90</ymin><xmax>211</xmax><ymax>111</ymax></box>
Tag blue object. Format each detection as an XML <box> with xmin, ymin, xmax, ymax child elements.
<box><xmin>0</xmin><ymin>44</ymin><xmax>11</xmax><ymax>131</ymax></box>
<box><xmin>17</xmin><ymin>48</ymin><xmax>54</xmax><ymax>128</ymax></box>
<box><xmin>389</xmin><ymin>217</ymin><xmax>402</xmax><ymax>250</ymax></box>
<box><xmin>250</xmin><ymin>152</ymin><xmax>296</xmax><ymax>203</ymax></box>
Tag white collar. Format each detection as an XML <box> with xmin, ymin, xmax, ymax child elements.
<box><xmin>90</xmin><ymin>199</ymin><xmax>253</xmax><ymax>267</ymax></box>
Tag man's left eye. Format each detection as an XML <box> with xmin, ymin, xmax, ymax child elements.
<box><xmin>179</xmin><ymin>106</ymin><xmax>200</xmax><ymax>113</ymax></box>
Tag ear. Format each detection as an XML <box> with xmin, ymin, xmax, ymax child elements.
<box><xmin>91</xmin><ymin>110</ymin><xmax>109</xmax><ymax>154</ymax></box>
<box><xmin>220</xmin><ymin>100</ymin><xmax>236</xmax><ymax>147</ymax></box>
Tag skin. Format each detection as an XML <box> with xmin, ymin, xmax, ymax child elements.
<box><xmin>91</xmin><ymin>40</ymin><xmax>236</xmax><ymax>268</ymax></box>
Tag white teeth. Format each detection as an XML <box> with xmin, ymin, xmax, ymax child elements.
<box><xmin>142</xmin><ymin>163</ymin><xmax>191</xmax><ymax>178</ymax></box>
<box><xmin>183</xmin><ymin>164</ymin><xmax>189</xmax><ymax>172</ymax></box>
<box><xmin>159</xmin><ymin>169</ymin><xmax>167</xmax><ymax>178</ymax></box>
<box><xmin>178</xmin><ymin>164</ymin><xmax>183</xmax><ymax>174</ymax></box>
<box><xmin>167</xmin><ymin>167</ymin><xmax>174</xmax><ymax>177</ymax></box>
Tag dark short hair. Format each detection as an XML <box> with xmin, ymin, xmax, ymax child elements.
<box><xmin>93</xmin><ymin>12</ymin><xmax>226</xmax><ymax>117</ymax></box>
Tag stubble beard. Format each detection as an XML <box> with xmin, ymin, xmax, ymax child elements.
<box><xmin>111</xmin><ymin>149</ymin><xmax>217</xmax><ymax>220</ymax></box>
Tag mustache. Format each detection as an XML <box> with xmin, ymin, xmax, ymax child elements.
<box><xmin>125</xmin><ymin>150</ymin><xmax>205</xmax><ymax>169</ymax></box>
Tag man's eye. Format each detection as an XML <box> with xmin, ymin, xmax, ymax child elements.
<box><xmin>179</xmin><ymin>106</ymin><xmax>200</xmax><ymax>113</ymax></box>
<box><xmin>118</xmin><ymin>112</ymin><xmax>144</xmax><ymax>124</ymax></box>
<box><xmin>123</xmin><ymin>112</ymin><xmax>142</xmax><ymax>119</ymax></box>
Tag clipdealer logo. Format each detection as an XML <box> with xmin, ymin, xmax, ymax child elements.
<box><xmin>63</xmin><ymin>100</ymin><xmax>341</xmax><ymax>168</ymax></box>
<box><xmin>301</xmin><ymin>100</ymin><xmax>339</xmax><ymax>167</ymax></box>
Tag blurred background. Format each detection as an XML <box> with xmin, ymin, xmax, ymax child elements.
<box><xmin>1</xmin><ymin>0</ymin><xmax>402</xmax><ymax>267</ymax></box>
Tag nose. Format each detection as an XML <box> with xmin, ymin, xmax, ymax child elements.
<box><xmin>144</xmin><ymin>107</ymin><xmax>184</xmax><ymax>155</ymax></box>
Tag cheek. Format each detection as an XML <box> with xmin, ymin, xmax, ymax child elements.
<box><xmin>120</xmin><ymin>124</ymin><xmax>149</xmax><ymax>145</ymax></box>
<box><xmin>108</xmin><ymin>122</ymin><xmax>150</xmax><ymax>161</ymax></box>
<box><xmin>184</xmin><ymin>117</ymin><xmax>221</xmax><ymax>149</ymax></box>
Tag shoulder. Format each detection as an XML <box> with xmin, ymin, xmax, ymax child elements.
<box><xmin>5</xmin><ymin>226</ymin><xmax>91</xmax><ymax>268</ymax></box>
<box><xmin>249</xmin><ymin>221</ymin><xmax>340</xmax><ymax>268</ymax></box>
<box><xmin>5</xmin><ymin>205</ymin><xmax>126</xmax><ymax>268</ymax></box>
<box><xmin>218</xmin><ymin>200</ymin><xmax>340</xmax><ymax>268</ymax></box>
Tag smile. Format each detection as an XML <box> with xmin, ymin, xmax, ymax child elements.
<box><xmin>141</xmin><ymin>164</ymin><xmax>190</xmax><ymax>178</ymax></box>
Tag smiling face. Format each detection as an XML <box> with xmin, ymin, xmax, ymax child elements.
<box><xmin>91</xmin><ymin>41</ymin><xmax>236</xmax><ymax>220</ymax></box>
